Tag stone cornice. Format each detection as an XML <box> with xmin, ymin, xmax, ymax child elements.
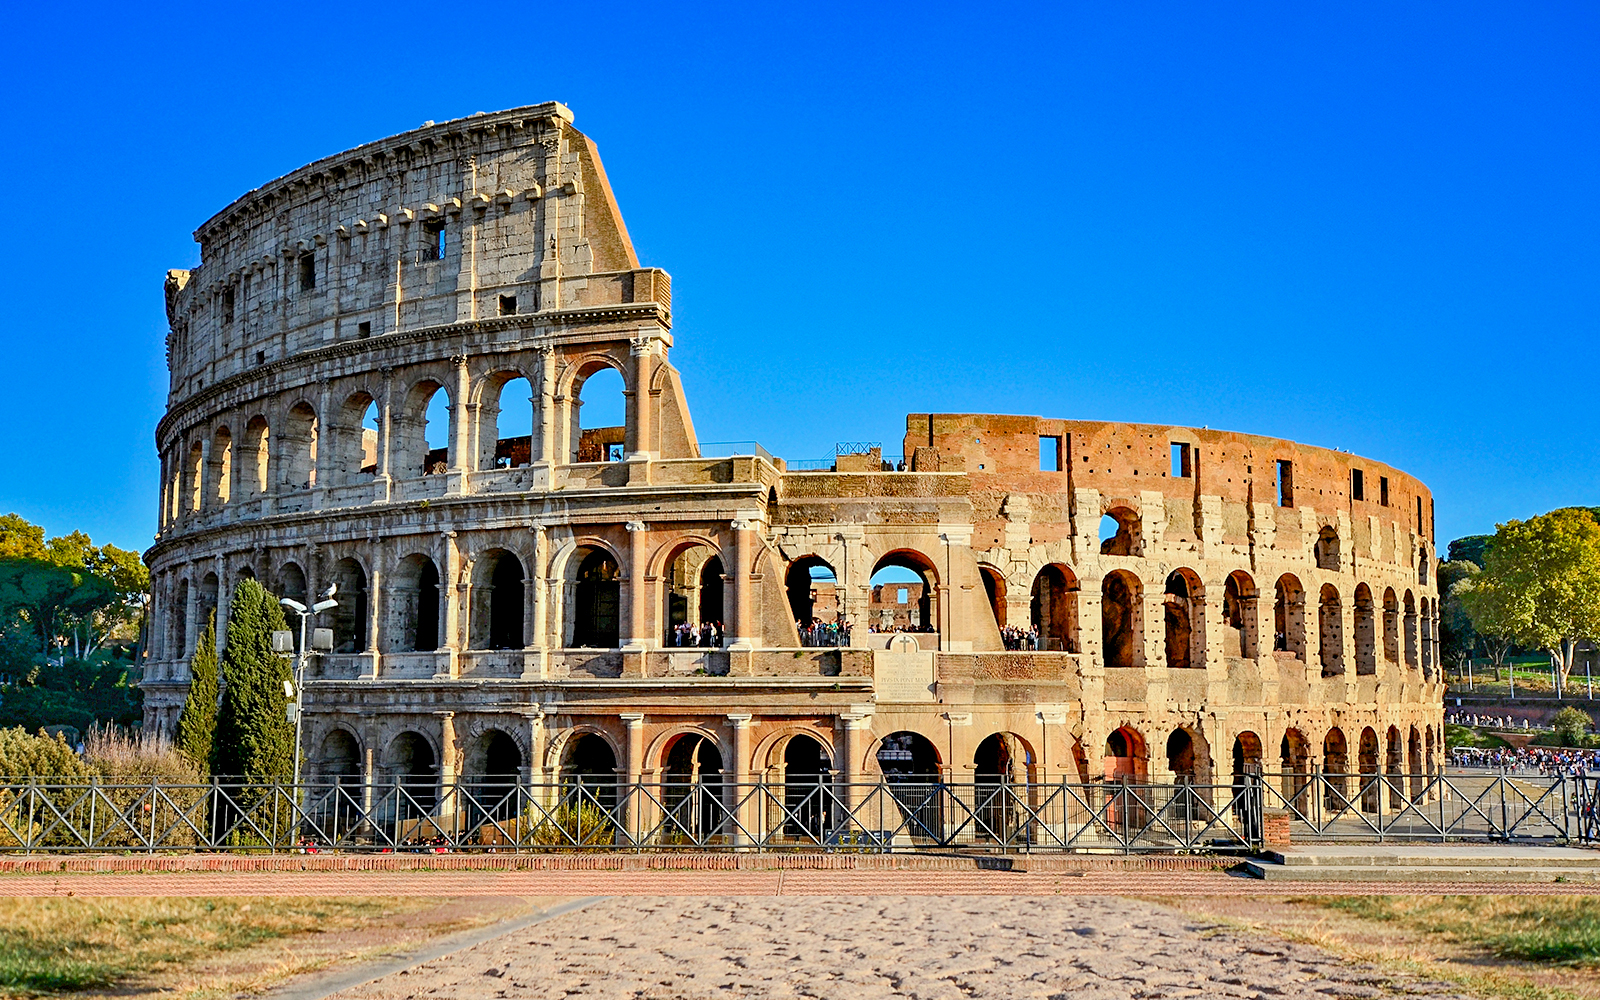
<box><xmin>155</xmin><ymin>302</ymin><xmax>669</xmax><ymax>443</ymax></box>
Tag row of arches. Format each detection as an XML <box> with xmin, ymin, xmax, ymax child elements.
<box><xmin>161</xmin><ymin>364</ymin><xmax>627</xmax><ymax>525</ymax></box>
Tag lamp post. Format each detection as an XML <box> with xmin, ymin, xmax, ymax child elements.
<box><xmin>280</xmin><ymin>587</ymin><xmax>338</xmax><ymax>789</ymax></box>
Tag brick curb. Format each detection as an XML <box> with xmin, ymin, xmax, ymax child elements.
<box><xmin>0</xmin><ymin>852</ymin><xmax>1231</xmax><ymax>875</ymax></box>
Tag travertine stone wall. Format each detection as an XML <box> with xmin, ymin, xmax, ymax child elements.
<box><xmin>146</xmin><ymin>105</ymin><xmax>1442</xmax><ymax>810</ymax></box>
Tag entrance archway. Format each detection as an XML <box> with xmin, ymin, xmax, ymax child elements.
<box><xmin>781</xmin><ymin>735</ymin><xmax>829</xmax><ymax>840</ymax></box>
<box><xmin>875</xmin><ymin>731</ymin><xmax>942</xmax><ymax>841</ymax></box>
<box><xmin>569</xmin><ymin>548</ymin><xmax>620</xmax><ymax>648</ymax></box>
<box><xmin>463</xmin><ymin>729</ymin><xmax>523</xmax><ymax>822</ymax></box>
<box><xmin>661</xmin><ymin>733</ymin><xmax>725</xmax><ymax>841</ymax></box>
<box><xmin>1030</xmin><ymin>564</ymin><xmax>1079</xmax><ymax>652</ymax></box>
<box><xmin>975</xmin><ymin>732</ymin><xmax>1034</xmax><ymax>842</ymax></box>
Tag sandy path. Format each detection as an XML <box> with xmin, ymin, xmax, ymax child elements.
<box><xmin>329</xmin><ymin>896</ymin><xmax>1478</xmax><ymax>1000</ymax></box>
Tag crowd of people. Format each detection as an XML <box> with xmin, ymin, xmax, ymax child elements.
<box><xmin>866</xmin><ymin>622</ymin><xmax>936</xmax><ymax>634</ymax></box>
<box><xmin>797</xmin><ymin>619</ymin><xmax>851</xmax><ymax>647</ymax></box>
<box><xmin>669</xmin><ymin>621</ymin><xmax>724</xmax><ymax>647</ymax></box>
<box><xmin>1451</xmin><ymin>745</ymin><xmax>1600</xmax><ymax>776</ymax></box>
<box><xmin>1445</xmin><ymin>710</ymin><xmax>1544</xmax><ymax>731</ymax></box>
<box><xmin>1000</xmin><ymin>626</ymin><xmax>1042</xmax><ymax>651</ymax></box>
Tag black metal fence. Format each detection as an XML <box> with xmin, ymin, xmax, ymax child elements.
<box><xmin>0</xmin><ymin>772</ymin><xmax>1589</xmax><ymax>854</ymax></box>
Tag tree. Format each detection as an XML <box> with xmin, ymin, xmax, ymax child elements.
<box><xmin>173</xmin><ymin>613</ymin><xmax>218</xmax><ymax>773</ymax></box>
<box><xmin>0</xmin><ymin>515</ymin><xmax>48</xmax><ymax>562</ymax></box>
<box><xmin>1448</xmin><ymin>535</ymin><xmax>1492</xmax><ymax>570</ymax></box>
<box><xmin>1469</xmin><ymin>509</ymin><xmax>1600</xmax><ymax>697</ymax></box>
<box><xmin>0</xmin><ymin>727</ymin><xmax>91</xmax><ymax>778</ymax></box>
<box><xmin>212</xmin><ymin>579</ymin><xmax>293</xmax><ymax>780</ymax></box>
<box><xmin>0</xmin><ymin>559</ymin><xmax>116</xmax><ymax>659</ymax></box>
<box><xmin>1457</xmin><ymin>575</ymin><xmax>1517</xmax><ymax>680</ymax></box>
<box><xmin>1437</xmin><ymin>560</ymin><xmax>1481</xmax><ymax>673</ymax></box>
<box><xmin>1551</xmin><ymin>706</ymin><xmax>1594</xmax><ymax>747</ymax></box>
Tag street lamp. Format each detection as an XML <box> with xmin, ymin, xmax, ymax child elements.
<box><xmin>280</xmin><ymin>584</ymin><xmax>338</xmax><ymax>789</ymax></box>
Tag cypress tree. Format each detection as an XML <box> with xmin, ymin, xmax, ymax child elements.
<box><xmin>212</xmin><ymin>579</ymin><xmax>294</xmax><ymax>781</ymax></box>
<box><xmin>173</xmin><ymin>612</ymin><xmax>218</xmax><ymax>772</ymax></box>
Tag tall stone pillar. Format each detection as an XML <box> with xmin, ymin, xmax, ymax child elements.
<box><xmin>525</xmin><ymin>525</ymin><xmax>548</xmax><ymax>680</ymax></box>
<box><xmin>621</xmin><ymin>712</ymin><xmax>645</xmax><ymax>844</ymax></box>
<box><xmin>623</xmin><ymin>521</ymin><xmax>649</xmax><ymax>653</ymax></box>
<box><xmin>377</xmin><ymin>367</ymin><xmax>395</xmax><ymax>501</ymax></box>
<box><xmin>839</xmin><ymin>712</ymin><xmax>871</xmax><ymax>828</ymax></box>
<box><xmin>436</xmin><ymin>710</ymin><xmax>458</xmax><ymax>831</ymax></box>
<box><xmin>364</xmin><ymin>544</ymin><xmax>383</xmax><ymax>680</ymax></box>
<box><xmin>449</xmin><ymin>355</ymin><xmax>472</xmax><ymax>492</ymax></box>
<box><xmin>728</xmin><ymin>713</ymin><xmax>752</xmax><ymax>844</ymax></box>
<box><xmin>628</xmin><ymin>337</ymin><xmax>654</xmax><ymax>458</ymax></box>
<box><xmin>441</xmin><ymin>531</ymin><xmax>461</xmax><ymax>678</ymax></box>
<box><xmin>534</xmin><ymin>348</ymin><xmax>557</xmax><ymax>467</ymax></box>
<box><xmin>728</xmin><ymin>519</ymin><xmax>757</xmax><ymax>649</ymax></box>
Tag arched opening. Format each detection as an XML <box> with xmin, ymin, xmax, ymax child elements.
<box><xmin>569</xmin><ymin>548</ymin><xmax>620</xmax><ymax>648</ymax></box>
<box><xmin>1101</xmin><ymin>571</ymin><xmax>1142</xmax><ymax>668</ymax></box>
<box><xmin>786</xmin><ymin>557</ymin><xmax>840</xmax><ymax>644</ymax></box>
<box><xmin>481</xmin><ymin>374</ymin><xmax>535</xmax><ymax>469</ymax></box>
<box><xmin>1099</xmin><ymin>507</ymin><xmax>1140</xmax><ymax>556</ymax></box>
<box><xmin>392</xmin><ymin>554</ymin><xmax>440</xmax><ymax>652</ymax></box>
<box><xmin>1318</xmin><ymin>584</ymin><xmax>1343</xmax><ymax>676</ymax></box>
<box><xmin>277</xmin><ymin>562</ymin><xmax>307</xmax><ymax>605</ymax></box>
<box><xmin>208</xmin><ymin>427</ymin><xmax>232</xmax><ymax>507</ymax></box>
<box><xmin>281</xmin><ymin>401</ymin><xmax>318</xmax><ymax>490</ymax></box>
<box><xmin>875</xmin><ymin>731</ymin><xmax>942</xmax><ymax>841</ymax></box>
<box><xmin>661</xmin><ymin>733</ymin><xmax>725</xmax><ymax>841</ymax></box>
<box><xmin>1231</xmin><ymin>731</ymin><xmax>1263</xmax><ymax>833</ymax></box>
<box><xmin>422</xmin><ymin>384</ymin><xmax>451</xmax><ymax>475</ymax></box>
<box><xmin>1353</xmin><ymin>584</ymin><xmax>1376</xmax><ymax>675</ymax></box>
<box><xmin>1383</xmin><ymin>588</ymin><xmax>1400</xmax><ymax>663</ymax></box>
<box><xmin>1408</xmin><ymin>725</ymin><xmax>1423</xmax><ymax>800</ymax></box>
<box><xmin>1418</xmin><ymin>545</ymin><xmax>1429</xmax><ymax>585</ymax></box>
<box><xmin>1403</xmin><ymin>590</ymin><xmax>1418</xmax><ymax>668</ymax></box>
<box><xmin>1030</xmin><ymin>564</ymin><xmax>1079</xmax><ymax>653</ymax></box>
<box><xmin>1314</xmin><ymin>525</ymin><xmax>1340</xmax><ymax>571</ymax></box>
<box><xmin>664</xmin><ymin>542</ymin><xmax>723</xmax><ymax>645</ymax></box>
<box><xmin>1223</xmin><ymin>571</ymin><xmax>1257</xmax><ymax>658</ymax></box>
<box><xmin>330</xmin><ymin>557</ymin><xmax>369</xmax><ymax>653</ymax></box>
<box><xmin>1385</xmin><ymin>726</ymin><xmax>1403</xmax><ymax>809</ymax></box>
<box><xmin>974</xmin><ymin>732</ymin><xmax>1034</xmax><ymax>842</ymax></box>
<box><xmin>470</xmin><ymin>550</ymin><xmax>524</xmax><ymax>650</ymax></box>
<box><xmin>1358</xmin><ymin>727</ymin><xmax>1380</xmax><ymax>812</ymax></box>
<box><xmin>1323</xmin><ymin>728</ymin><xmax>1348</xmax><ymax>809</ymax></box>
<box><xmin>186</xmin><ymin>441</ymin><xmax>204</xmax><ymax>513</ymax></box>
<box><xmin>573</xmin><ymin>366</ymin><xmax>626</xmax><ymax>463</ymax></box>
<box><xmin>1163</xmin><ymin>570</ymin><xmax>1203</xmax><ymax>669</ymax></box>
<box><xmin>242</xmin><ymin>416</ymin><xmax>270</xmax><ymax>498</ymax></box>
<box><xmin>869</xmin><ymin>551</ymin><xmax>938</xmax><ymax>634</ymax></box>
<box><xmin>317</xmin><ymin>729</ymin><xmax>360</xmax><ymax>782</ymax></box>
<box><xmin>387</xmin><ymin>731</ymin><xmax>437</xmax><ymax>812</ymax></box>
<box><xmin>1166</xmin><ymin>727</ymin><xmax>1210</xmax><ymax>783</ymax></box>
<box><xmin>1280</xmin><ymin>728</ymin><xmax>1310</xmax><ymax>811</ymax></box>
<box><xmin>197</xmin><ymin>572</ymin><xmax>219</xmax><ymax>640</ymax></box>
<box><xmin>561</xmin><ymin>733</ymin><xmax>618</xmax><ymax>813</ymax></box>
<box><xmin>1420</xmin><ymin>597</ymin><xmax>1435</xmax><ymax>677</ymax></box>
<box><xmin>1103</xmin><ymin>726</ymin><xmax>1148</xmax><ymax>826</ymax></box>
<box><xmin>781</xmin><ymin>734</ymin><xmax>829</xmax><ymax>839</ymax></box>
<box><xmin>316</xmin><ymin>729</ymin><xmax>361</xmax><ymax>830</ymax></box>
<box><xmin>980</xmin><ymin>566</ymin><xmax>1007</xmax><ymax>630</ymax></box>
<box><xmin>463</xmin><ymin>729</ymin><xmax>523</xmax><ymax>822</ymax></box>
<box><xmin>1273</xmin><ymin>575</ymin><xmax>1305</xmax><ymax>658</ymax></box>
<box><xmin>333</xmin><ymin>392</ymin><xmax>378</xmax><ymax>485</ymax></box>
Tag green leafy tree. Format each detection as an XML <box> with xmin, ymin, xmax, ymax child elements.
<box><xmin>1448</xmin><ymin>535</ymin><xmax>1492</xmax><ymax>569</ymax></box>
<box><xmin>0</xmin><ymin>727</ymin><xmax>91</xmax><ymax>778</ymax></box>
<box><xmin>1469</xmin><ymin>509</ymin><xmax>1600</xmax><ymax>697</ymax></box>
<box><xmin>0</xmin><ymin>559</ymin><xmax>116</xmax><ymax>660</ymax></box>
<box><xmin>1457</xmin><ymin>575</ymin><xmax>1518</xmax><ymax>680</ymax></box>
<box><xmin>0</xmin><ymin>515</ymin><xmax>48</xmax><ymax>561</ymax></box>
<box><xmin>212</xmin><ymin>580</ymin><xmax>293</xmax><ymax>780</ymax></box>
<box><xmin>173</xmin><ymin>613</ymin><xmax>218</xmax><ymax>773</ymax></box>
<box><xmin>1437</xmin><ymin>560</ymin><xmax>1481</xmax><ymax>673</ymax></box>
<box><xmin>1551</xmin><ymin>707</ymin><xmax>1594</xmax><ymax>747</ymax></box>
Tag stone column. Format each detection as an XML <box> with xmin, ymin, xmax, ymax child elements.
<box><xmin>364</xmin><ymin>542</ymin><xmax>383</xmax><ymax>679</ymax></box>
<box><xmin>621</xmin><ymin>712</ymin><xmax>645</xmax><ymax>844</ymax></box>
<box><xmin>839</xmin><ymin>712</ymin><xmax>870</xmax><ymax>829</ymax></box>
<box><xmin>525</xmin><ymin>525</ymin><xmax>548</xmax><ymax>679</ymax></box>
<box><xmin>728</xmin><ymin>714</ymin><xmax>753</xmax><ymax>845</ymax></box>
<box><xmin>623</xmin><ymin>521</ymin><xmax>649</xmax><ymax>651</ymax></box>
<box><xmin>628</xmin><ymin>337</ymin><xmax>654</xmax><ymax>457</ymax></box>
<box><xmin>377</xmin><ymin>367</ymin><xmax>395</xmax><ymax>501</ymax></box>
<box><xmin>441</xmin><ymin>531</ymin><xmax>461</xmax><ymax>677</ymax></box>
<box><xmin>449</xmin><ymin>355</ymin><xmax>472</xmax><ymax>491</ymax></box>
<box><xmin>183</xmin><ymin>572</ymin><xmax>199</xmax><ymax>660</ymax></box>
<box><xmin>436</xmin><ymin>710</ymin><xmax>457</xmax><ymax>830</ymax></box>
<box><xmin>535</xmin><ymin>348</ymin><xmax>556</xmax><ymax>467</ymax></box>
<box><xmin>728</xmin><ymin>519</ymin><xmax>756</xmax><ymax>649</ymax></box>
<box><xmin>214</xmin><ymin>556</ymin><xmax>231</xmax><ymax>653</ymax></box>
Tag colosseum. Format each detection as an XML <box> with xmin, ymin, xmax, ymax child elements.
<box><xmin>144</xmin><ymin>102</ymin><xmax>1444</xmax><ymax>839</ymax></box>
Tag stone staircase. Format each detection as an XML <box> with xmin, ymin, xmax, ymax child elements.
<box><xmin>1240</xmin><ymin>844</ymin><xmax>1600</xmax><ymax>882</ymax></box>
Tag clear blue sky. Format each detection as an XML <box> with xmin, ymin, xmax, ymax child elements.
<box><xmin>1</xmin><ymin>2</ymin><xmax>1595</xmax><ymax>555</ymax></box>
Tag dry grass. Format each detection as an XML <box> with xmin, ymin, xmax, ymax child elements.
<box><xmin>0</xmin><ymin>896</ymin><xmax>438</xmax><ymax>997</ymax></box>
<box><xmin>1164</xmin><ymin>894</ymin><xmax>1600</xmax><ymax>1000</ymax></box>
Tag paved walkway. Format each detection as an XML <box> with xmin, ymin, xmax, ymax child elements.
<box><xmin>5</xmin><ymin>868</ymin><xmax>1600</xmax><ymax>896</ymax></box>
<box><xmin>322</xmin><ymin>895</ymin><xmax>1481</xmax><ymax>1000</ymax></box>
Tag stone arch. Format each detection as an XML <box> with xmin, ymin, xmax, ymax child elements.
<box><xmin>1383</xmin><ymin>587</ymin><xmax>1400</xmax><ymax>663</ymax></box>
<box><xmin>974</xmin><ymin>731</ymin><xmax>1036</xmax><ymax>841</ymax></box>
<box><xmin>1403</xmin><ymin>589</ymin><xmax>1419</xmax><ymax>667</ymax></box>
<box><xmin>397</xmin><ymin>377</ymin><xmax>451</xmax><ymax>477</ymax></box>
<box><xmin>1353</xmin><ymin>584</ymin><xmax>1377</xmax><ymax>674</ymax></box>
<box><xmin>1318</xmin><ymin>583</ymin><xmax>1344</xmax><ymax>676</ymax></box>
<box><xmin>1101</xmin><ymin>570</ymin><xmax>1143</xmax><ymax>668</ymax></box>
<box><xmin>1031</xmin><ymin>563</ymin><xmax>1079</xmax><ymax>653</ymax></box>
<box><xmin>979</xmin><ymin>564</ymin><xmax>1007</xmax><ymax>630</ymax></box>
<box><xmin>659</xmin><ymin>729</ymin><xmax>727</xmax><ymax>838</ymax></box>
<box><xmin>1418</xmin><ymin>543</ymin><xmax>1430</xmax><ymax>585</ymax></box>
<box><xmin>1231</xmin><ymin>731</ymin><xmax>1263</xmax><ymax>784</ymax></box>
<box><xmin>461</xmin><ymin>727</ymin><xmax>524</xmax><ymax>821</ymax></box>
<box><xmin>556</xmin><ymin>728</ymin><xmax>620</xmax><ymax>811</ymax></box>
<box><xmin>1385</xmin><ymin>725</ymin><xmax>1404</xmax><ymax>808</ymax></box>
<box><xmin>659</xmin><ymin>537</ymin><xmax>727</xmax><ymax>642</ymax></box>
<box><xmin>1273</xmin><ymin>574</ymin><xmax>1306</xmax><ymax>659</ymax></box>
<box><xmin>1280</xmin><ymin>727</ymin><xmax>1311</xmax><ymax>811</ymax></box>
<box><xmin>774</xmin><ymin>731</ymin><xmax>830</xmax><ymax>840</ymax></box>
<box><xmin>280</xmin><ymin>400</ymin><xmax>318</xmax><ymax>491</ymax></box>
<box><xmin>384</xmin><ymin>730</ymin><xmax>438</xmax><ymax>810</ymax></box>
<box><xmin>1223</xmin><ymin>570</ymin><xmax>1257</xmax><ymax>658</ymax></box>
<box><xmin>1165</xmin><ymin>725</ymin><xmax>1211</xmax><ymax>783</ymax></box>
<box><xmin>315</xmin><ymin>726</ymin><xmax>361</xmax><ymax>782</ymax></box>
<box><xmin>1163</xmin><ymin>569</ymin><xmax>1204</xmax><ymax>669</ymax></box>
<box><xmin>567</xmin><ymin>355</ymin><xmax>628</xmax><ymax>463</ymax></box>
<box><xmin>390</xmin><ymin>552</ymin><xmax>441</xmax><ymax>652</ymax></box>
<box><xmin>197</xmin><ymin>572</ymin><xmax>219</xmax><ymax>640</ymax></box>
<box><xmin>186</xmin><ymin>439</ymin><xmax>204</xmax><ymax>513</ymax></box>
<box><xmin>277</xmin><ymin>561</ymin><xmax>308</xmax><ymax>605</ymax></box>
<box><xmin>869</xmin><ymin>549</ymin><xmax>940</xmax><ymax>633</ymax></box>
<box><xmin>1408</xmin><ymin>725</ymin><xmax>1424</xmax><ymax>799</ymax></box>
<box><xmin>787</xmin><ymin>555</ymin><xmax>841</xmax><ymax>629</ymax></box>
<box><xmin>872</xmin><ymin>729</ymin><xmax>943</xmax><ymax>777</ymax></box>
<box><xmin>1323</xmin><ymin>727</ymin><xmax>1349</xmax><ymax>808</ymax></box>
<box><xmin>475</xmin><ymin>367</ymin><xmax>537</xmax><ymax>470</ymax></box>
<box><xmin>470</xmin><ymin>548</ymin><xmax>525</xmax><ymax>650</ymax></box>
<box><xmin>755</xmin><ymin>727</ymin><xmax>837</xmax><ymax>773</ymax></box>
<box><xmin>561</xmin><ymin>545</ymin><xmax>620</xmax><ymax>648</ymax></box>
<box><xmin>1314</xmin><ymin>524</ymin><xmax>1340</xmax><ymax>571</ymax></box>
<box><xmin>329</xmin><ymin>556</ymin><xmax>369</xmax><ymax>653</ymax></box>
<box><xmin>1099</xmin><ymin>505</ymin><xmax>1141</xmax><ymax>556</ymax></box>
<box><xmin>208</xmin><ymin>426</ymin><xmax>233</xmax><ymax>507</ymax></box>
<box><xmin>1358</xmin><ymin>726</ymin><xmax>1380</xmax><ymax>811</ymax></box>
<box><xmin>330</xmin><ymin>389</ymin><xmax>379</xmax><ymax>485</ymax></box>
<box><xmin>241</xmin><ymin>415</ymin><xmax>270</xmax><ymax>497</ymax></box>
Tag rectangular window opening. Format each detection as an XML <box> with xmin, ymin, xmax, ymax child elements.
<box><xmin>222</xmin><ymin>287</ymin><xmax>235</xmax><ymax>324</ymax></box>
<box><xmin>498</xmin><ymin>294</ymin><xmax>517</xmax><ymax>317</ymax></box>
<box><xmin>1351</xmin><ymin>468</ymin><xmax>1364</xmax><ymax>501</ymax></box>
<box><xmin>298</xmin><ymin>252</ymin><xmax>316</xmax><ymax>291</ymax></box>
<box><xmin>255</xmin><ymin>350</ymin><xmax>266</xmax><ymax>366</ymax></box>
<box><xmin>1417</xmin><ymin>496</ymin><xmax>1424</xmax><ymax>531</ymax></box>
<box><xmin>1171</xmin><ymin>442</ymin><xmax>1192</xmax><ymax>478</ymax></box>
<box><xmin>1380</xmin><ymin>475</ymin><xmax>1389</xmax><ymax>507</ymax></box>
<box><xmin>1276</xmin><ymin>459</ymin><xmax>1294</xmax><ymax>507</ymax></box>
<box><xmin>898</xmin><ymin>588</ymin><xmax>908</xmax><ymax>604</ymax></box>
<box><xmin>422</xmin><ymin>219</ymin><xmax>446</xmax><ymax>261</ymax></box>
<box><xmin>1039</xmin><ymin>435</ymin><xmax>1061</xmax><ymax>472</ymax></box>
<box><xmin>357</xmin><ymin>320</ymin><xmax>372</xmax><ymax>338</ymax></box>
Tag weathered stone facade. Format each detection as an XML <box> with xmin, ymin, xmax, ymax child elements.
<box><xmin>146</xmin><ymin>104</ymin><xmax>1443</xmax><ymax>799</ymax></box>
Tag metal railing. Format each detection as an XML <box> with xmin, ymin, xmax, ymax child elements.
<box><xmin>0</xmin><ymin>773</ymin><xmax>1589</xmax><ymax>854</ymax></box>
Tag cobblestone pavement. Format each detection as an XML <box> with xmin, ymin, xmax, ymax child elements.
<box><xmin>3</xmin><ymin>869</ymin><xmax>1599</xmax><ymax>897</ymax></box>
<box><xmin>327</xmin><ymin>895</ymin><xmax>1480</xmax><ymax>1000</ymax></box>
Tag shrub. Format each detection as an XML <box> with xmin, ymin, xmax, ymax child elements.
<box><xmin>527</xmin><ymin>801</ymin><xmax>615</xmax><ymax>847</ymax></box>
<box><xmin>1552</xmin><ymin>707</ymin><xmax>1594</xmax><ymax>747</ymax></box>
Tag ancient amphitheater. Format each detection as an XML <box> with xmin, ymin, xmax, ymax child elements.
<box><xmin>144</xmin><ymin>103</ymin><xmax>1444</xmax><ymax>818</ymax></box>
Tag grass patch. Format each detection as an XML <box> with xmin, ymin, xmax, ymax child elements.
<box><xmin>1447</xmin><ymin>723</ymin><xmax>1512</xmax><ymax>749</ymax></box>
<box><xmin>0</xmin><ymin>896</ymin><xmax>428</xmax><ymax>996</ymax></box>
<box><xmin>1320</xmin><ymin>895</ymin><xmax>1600</xmax><ymax>966</ymax></box>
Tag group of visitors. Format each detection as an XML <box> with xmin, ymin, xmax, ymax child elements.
<box><xmin>1452</xmin><ymin>745</ymin><xmax>1600</xmax><ymax>777</ymax></box>
<box><xmin>669</xmin><ymin>621</ymin><xmax>723</xmax><ymax>647</ymax></box>
<box><xmin>796</xmin><ymin>618</ymin><xmax>851</xmax><ymax>647</ymax></box>
<box><xmin>1446</xmin><ymin>710</ymin><xmax>1538</xmax><ymax>730</ymax></box>
<box><xmin>1000</xmin><ymin>625</ymin><xmax>1042</xmax><ymax>651</ymax></box>
<box><xmin>867</xmin><ymin>622</ymin><xmax>936</xmax><ymax>634</ymax></box>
